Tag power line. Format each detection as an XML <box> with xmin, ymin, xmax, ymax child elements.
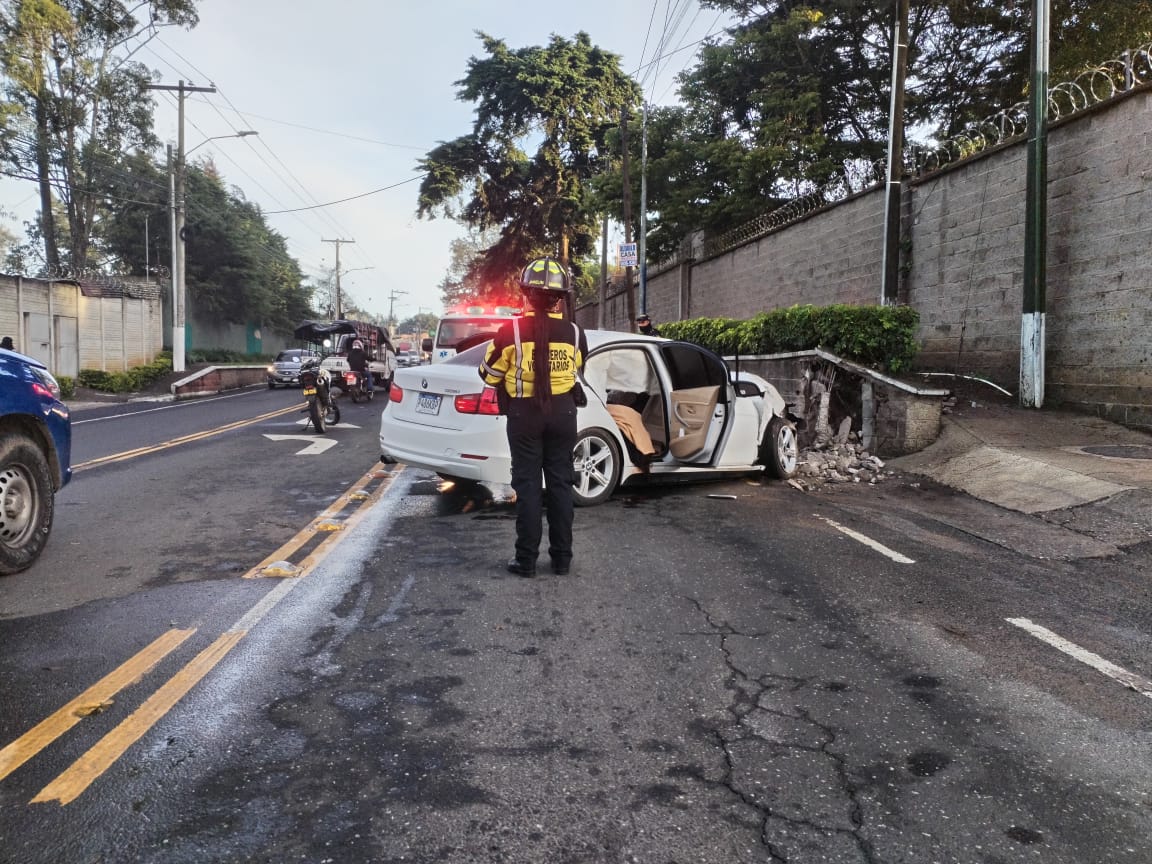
<box><xmin>262</xmin><ymin>175</ymin><xmax>426</xmax><ymax>214</ymax></box>
<box><xmin>631</xmin><ymin>23</ymin><xmax>728</xmax><ymax>81</ymax></box>
<box><xmin>654</xmin><ymin>10</ymin><xmax>726</xmax><ymax>105</ymax></box>
<box><xmin>646</xmin><ymin>0</ymin><xmax>697</xmax><ymax>101</ymax></box>
<box><xmin>181</xmin><ymin>101</ymin><xmax>426</xmax><ymax>150</ymax></box>
<box><xmin>140</xmin><ymin>40</ymin><xmax>374</xmax><ymax>271</ymax></box>
<box><xmin>149</xmin><ymin>36</ymin><xmax>376</xmax><ymax>270</ymax></box>
<box><xmin>636</xmin><ymin>0</ymin><xmax>662</xmax><ymax>81</ymax></box>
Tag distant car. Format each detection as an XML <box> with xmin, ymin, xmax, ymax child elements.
<box><xmin>396</xmin><ymin>350</ymin><xmax>420</xmax><ymax>367</ymax></box>
<box><xmin>0</xmin><ymin>346</ymin><xmax>72</xmax><ymax>574</ymax></box>
<box><xmin>267</xmin><ymin>349</ymin><xmax>318</xmax><ymax>388</ymax></box>
<box><xmin>380</xmin><ymin>330</ymin><xmax>799</xmax><ymax>506</ymax></box>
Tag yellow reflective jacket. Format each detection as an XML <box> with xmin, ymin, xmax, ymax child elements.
<box><xmin>479</xmin><ymin>312</ymin><xmax>588</xmax><ymax>399</ymax></box>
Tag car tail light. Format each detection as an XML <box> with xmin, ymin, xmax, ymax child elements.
<box><xmin>30</xmin><ymin>368</ymin><xmax>61</xmax><ymax>400</ymax></box>
<box><xmin>454</xmin><ymin>386</ymin><xmax>501</xmax><ymax>415</ymax></box>
<box><xmin>389</xmin><ymin>385</ymin><xmax>403</xmax><ymax>403</ymax></box>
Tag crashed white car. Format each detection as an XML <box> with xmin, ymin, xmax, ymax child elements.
<box><xmin>379</xmin><ymin>330</ymin><xmax>799</xmax><ymax>506</ymax></box>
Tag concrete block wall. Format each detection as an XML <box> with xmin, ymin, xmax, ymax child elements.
<box><xmin>874</xmin><ymin>393</ymin><xmax>942</xmax><ymax>456</ymax></box>
<box><xmin>645</xmin><ymin>191</ymin><xmax>886</xmax><ymax>322</ymax></box>
<box><xmin>1044</xmin><ymin>92</ymin><xmax>1152</xmax><ymax>428</ymax></box>
<box><xmin>906</xmin><ymin>146</ymin><xmax>1029</xmax><ymax>385</ymax></box>
<box><xmin>586</xmin><ymin>87</ymin><xmax>1151</xmax><ymax>432</ymax></box>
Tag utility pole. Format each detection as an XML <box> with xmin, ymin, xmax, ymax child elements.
<box><xmin>147</xmin><ymin>80</ymin><xmax>216</xmax><ymax>372</ymax></box>
<box><xmin>620</xmin><ymin>108</ymin><xmax>637</xmax><ymax>328</ymax></box>
<box><xmin>387</xmin><ymin>288</ymin><xmax>409</xmax><ymax>333</ymax></box>
<box><xmin>322</xmin><ymin>238</ymin><xmax>355</xmax><ymax>319</ymax></box>
<box><xmin>598</xmin><ymin>216</ymin><xmax>608</xmax><ymax>329</ymax></box>
<box><xmin>168</xmin><ymin>145</ymin><xmax>177</xmax><ymax>350</ymax></box>
<box><xmin>880</xmin><ymin>0</ymin><xmax>910</xmax><ymax>306</ymax></box>
<box><xmin>639</xmin><ymin>102</ymin><xmax>649</xmax><ymax>316</ymax></box>
<box><xmin>1021</xmin><ymin>0</ymin><xmax>1050</xmax><ymax>408</ymax></box>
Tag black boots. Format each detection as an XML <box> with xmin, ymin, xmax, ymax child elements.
<box><xmin>506</xmin><ymin>558</ymin><xmax>536</xmax><ymax>577</ymax></box>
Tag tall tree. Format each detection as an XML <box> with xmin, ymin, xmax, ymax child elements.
<box><xmin>628</xmin><ymin>0</ymin><xmax>1152</xmax><ymax>259</ymax></box>
<box><xmin>100</xmin><ymin>154</ymin><xmax>315</xmax><ymax>331</ymax></box>
<box><xmin>417</xmin><ymin>31</ymin><xmax>640</xmax><ymax>294</ymax></box>
<box><xmin>0</xmin><ymin>0</ymin><xmax>198</xmax><ymax>270</ymax></box>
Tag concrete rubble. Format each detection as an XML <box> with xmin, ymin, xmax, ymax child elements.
<box><xmin>790</xmin><ymin>414</ymin><xmax>894</xmax><ymax>491</ymax></box>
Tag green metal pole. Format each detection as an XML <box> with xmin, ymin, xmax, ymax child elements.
<box><xmin>881</xmin><ymin>0</ymin><xmax>910</xmax><ymax>305</ymax></box>
<box><xmin>1021</xmin><ymin>0</ymin><xmax>1049</xmax><ymax>408</ymax></box>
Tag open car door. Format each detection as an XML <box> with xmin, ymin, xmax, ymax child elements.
<box><xmin>659</xmin><ymin>342</ymin><xmax>731</xmax><ymax>463</ymax></box>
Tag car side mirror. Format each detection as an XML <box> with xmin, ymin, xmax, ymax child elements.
<box><xmin>421</xmin><ymin>337</ymin><xmax>432</xmax><ymax>352</ymax></box>
<box><xmin>733</xmin><ymin>380</ymin><xmax>763</xmax><ymax>397</ymax></box>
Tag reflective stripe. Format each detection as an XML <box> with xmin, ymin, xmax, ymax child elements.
<box><xmin>512</xmin><ymin>318</ymin><xmax>525</xmax><ymax>399</ymax></box>
<box><xmin>479</xmin><ymin>358</ymin><xmax>500</xmax><ymax>380</ymax></box>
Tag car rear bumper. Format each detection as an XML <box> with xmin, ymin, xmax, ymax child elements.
<box><xmin>379</xmin><ymin>420</ymin><xmax>512</xmax><ymax>485</ymax></box>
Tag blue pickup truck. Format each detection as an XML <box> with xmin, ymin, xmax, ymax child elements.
<box><xmin>0</xmin><ymin>346</ymin><xmax>72</xmax><ymax>575</ymax></box>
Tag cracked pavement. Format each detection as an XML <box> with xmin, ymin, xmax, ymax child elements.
<box><xmin>6</xmin><ymin>469</ymin><xmax>1150</xmax><ymax>863</ymax></box>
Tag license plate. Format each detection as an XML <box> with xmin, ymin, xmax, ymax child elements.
<box><xmin>302</xmin><ymin>387</ymin><xmax>316</xmax><ymax>396</ymax></box>
<box><xmin>416</xmin><ymin>392</ymin><xmax>442</xmax><ymax>415</ymax></box>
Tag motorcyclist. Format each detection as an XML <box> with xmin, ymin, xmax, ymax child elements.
<box><xmin>346</xmin><ymin>338</ymin><xmax>373</xmax><ymax>394</ymax></box>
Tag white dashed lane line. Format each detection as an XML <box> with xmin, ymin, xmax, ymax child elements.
<box><xmin>1007</xmin><ymin>617</ymin><xmax>1152</xmax><ymax>700</ymax></box>
<box><xmin>814</xmin><ymin>514</ymin><xmax>916</xmax><ymax>564</ymax></box>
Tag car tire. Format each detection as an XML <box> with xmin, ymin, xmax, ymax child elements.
<box><xmin>571</xmin><ymin>427</ymin><xmax>622</xmax><ymax>507</ymax></box>
<box><xmin>761</xmin><ymin>415</ymin><xmax>799</xmax><ymax>479</ymax></box>
<box><xmin>267</xmin><ymin>380</ymin><xmax>276</xmax><ymax>389</ymax></box>
<box><xmin>0</xmin><ymin>433</ymin><xmax>55</xmax><ymax>576</ymax></box>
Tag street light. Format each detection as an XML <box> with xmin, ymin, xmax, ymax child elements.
<box><xmin>170</xmin><ymin>130</ymin><xmax>259</xmax><ymax>372</ymax></box>
<box><xmin>186</xmin><ymin>130</ymin><xmax>258</xmax><ymax>157</ymax></box>
<box><xmin>335</xmin><ymin>266</ymin><xmax>374</xmax><ymax>319</ymax></box>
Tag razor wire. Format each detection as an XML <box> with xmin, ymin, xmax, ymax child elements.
<box><xmin>21</xmin><ymin>262</ymin><xmax>168</xmax><ymax>300</ymax></box>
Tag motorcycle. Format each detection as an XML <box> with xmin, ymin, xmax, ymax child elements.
<box><xmin>299</xmin><ymin>357</ymin><xmax>341</xmax><ymax>433</ymax></box>
<box><xmin>341</xmin><ymin>368</ymin><xmax>374</xmax><ymax>403</ymax></box>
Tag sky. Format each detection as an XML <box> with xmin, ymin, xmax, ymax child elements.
<box><xmin>0</xmin><ymin>0</ymin><xmax>732</xmax><ymax>324</ymax></box>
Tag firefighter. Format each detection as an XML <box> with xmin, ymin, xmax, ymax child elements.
<box><xmin>479</xmin><ymin>258</ymin><xmax>589</xmax><ymax>577</ymax></box>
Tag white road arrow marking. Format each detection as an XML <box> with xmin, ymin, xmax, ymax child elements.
<box><xmin>293</xmin><ymin>419</ymin><xmax>361</xmax><ymax>429</ymax></box>
<box><xmin>263</xmin><ymin>434</ymin><xmax>340</xmax><ymax>455</ymax></box>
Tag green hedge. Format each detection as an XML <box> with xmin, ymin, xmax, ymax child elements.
<box><xmin>187</xmin><ymin>348</ymin><xmax>271</xmax><ymax>364</ymax></box>
<box><xmin>77</xmin><ymin>352</ymin><xmax>174</xmax><ymax>394</ymax></box>
<box><xmin>658</xmin><ymin>304</ymin><xmax>920</xmax><ymax>373</ymax></box>
<box><xmin>57</xmin><ymin>375</ymin><xmax>75</xmax><ymax>400</ymax></box>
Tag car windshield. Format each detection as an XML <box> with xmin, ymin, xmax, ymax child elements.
<box><xmin>275</xmin><ymin>351</ymin><xmax>305</xmax><ymax>362</ymax></box>
<box><xmin>444</xmin><ymin>342</ymin><xmax>493</xmax><ymax>365</ymax></box>
<box><xmin>437</xmin><ymin>318</ymin><xmax>509</xmax><ymax>349</ymax></box>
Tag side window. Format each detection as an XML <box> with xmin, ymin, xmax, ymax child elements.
<box><xmin>660</xmin><ymin>344</ymin><xmax>728</xmax><ymax>399</ymax></box>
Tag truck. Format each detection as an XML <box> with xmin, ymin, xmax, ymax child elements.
<box><xmin>292</xmin><ymin>319</ymin><xmax>397</xmax><ymax>390</ymax></box>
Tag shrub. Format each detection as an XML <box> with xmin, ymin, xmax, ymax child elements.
<box><xmin>187</xmin><ymin>348</ymin><xmax>264</xmax><ymax>364</ymax></box>
<box><xmin>659</xmin><ymin>304</ymin><xmax>920</xmax><ymax>374</ymax></box>
<box><xmin>77</xmin><ymin>353</ymin><xmax>174</xmax><ymax>394</ymax></box>
<box><xmin>57</xmin><ymin>375</ymin><xmax>75</xmax><ymax>399</ymax></box>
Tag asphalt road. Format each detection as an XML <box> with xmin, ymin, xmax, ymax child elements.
<box><xmin>1</xmin><ymin>387</ymin><xmax>1149</xmax><ymax>863</ymax></box>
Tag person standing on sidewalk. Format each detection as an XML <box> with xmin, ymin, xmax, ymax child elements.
<box><xmin>479</xmin><ymin>257</ymin><xmax>589</xmax><ymax>577</ymax></box>
<box><xmin>636</xmin><ymin>313</ymin><xmax>661</xmax><ymax>337</ymax></box>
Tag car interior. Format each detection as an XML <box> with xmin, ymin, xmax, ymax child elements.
<box><xmin>585</xmin><ymin>349</ymin><xmax>670</xmax><ymax>464</ymax></box>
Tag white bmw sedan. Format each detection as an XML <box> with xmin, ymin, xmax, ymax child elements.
<box><xmin>379</xmin><ymin>330</ymin><xmax>799</xmax><ymax>506</ymax></box>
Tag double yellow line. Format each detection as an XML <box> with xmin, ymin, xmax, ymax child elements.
<box><xmin>73</xmin><ymin>405</ymin><xmax>301</xmax><ymax>472</ymax></box>
<box><xmin>1</xmin><ymin>462</ymin><xmax>402</xmax><ymax>806</ymax></box>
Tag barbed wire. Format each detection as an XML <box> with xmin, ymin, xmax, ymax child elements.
<box><xmin>656</xmin><ymin>42</ymin><xmax>1151</xmax><ymax>270</ymax></box>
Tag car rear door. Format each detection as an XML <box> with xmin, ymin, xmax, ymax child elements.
<box><xmin>657</xmin><ymin>343</ymin><xmax>732</xmax><ymax>464</ymax></box>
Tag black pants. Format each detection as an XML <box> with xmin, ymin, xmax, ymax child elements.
<box><xmin>506</xmin><ymin>392</ymin><xmax>578</xmax><ymax>564</ymax></box>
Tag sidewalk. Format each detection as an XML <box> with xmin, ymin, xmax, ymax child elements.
<box><xmin>888</xmin><ymin>393</ymin><xmax>1152</xmax><ymax>546</ymax></box>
